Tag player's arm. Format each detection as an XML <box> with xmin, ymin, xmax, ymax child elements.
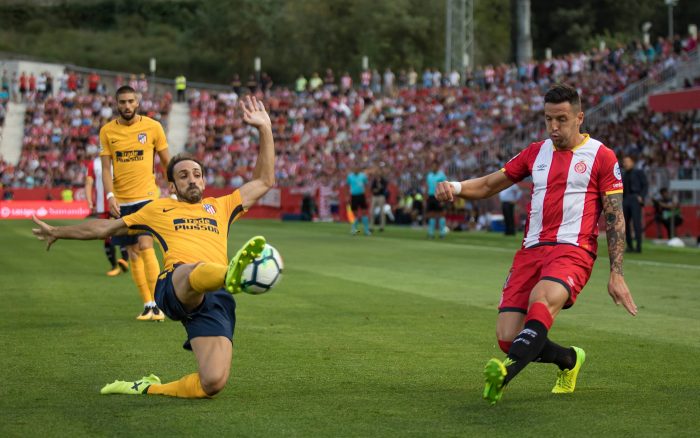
<box><xmin>32</xmin><ymin>215</ymin><xmax>128</xmax><ymax>251</ymax></box>
<box><xmin>602</xmin><ymin>193</ymin><xmax>638</xmax><ymax>316</ymax></box>
<box><xmin>85</xmin><ymin>175</ymin><xmax>94</xmax><ymax>211</ymax></box>
<box><xmin>157</xmin><ymin>148</ymin><xmax>171</xmax><ymax>180</ymax></box>
<box><xmin>435</xmin><ymin>170</ymin><xmax>514</xmax><ymax>202</ymax></box>
<box><xmin>238</xmin><ymin>96</ymin><xmax>275</xmax><ymax>210</ymax></box>
<box><xmin>100</xmin><ymin>155</ymin><xmax>120</xmax><ymax>218</ymax></box>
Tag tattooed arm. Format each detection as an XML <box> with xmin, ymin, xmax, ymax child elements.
<box><xmin>603</xmin><ymin>193</ymin><xmax>638</xmax><ymax>315</ymax></box>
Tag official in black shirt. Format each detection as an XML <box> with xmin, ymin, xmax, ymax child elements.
<box><xmin>370</xmin><ymin>168</ymin><xmax>388</xmax><ymax>232</ymax></box>
<box><xmin>622</xmin><ymin>155</ymin><xmax>648</xmax><ymax>253</ymax></box>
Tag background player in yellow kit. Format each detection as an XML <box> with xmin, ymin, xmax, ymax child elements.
<box><xmin>100</xmin><ymin>85</ymin><xmax>170</xmax><ymax>321</ymax></box>
<box><xmin>32</xmin><ymin>96</ymin><xmax>274</xmax><ymax>399</ymax></box>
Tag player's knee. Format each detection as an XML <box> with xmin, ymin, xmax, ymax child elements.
<box><xmin>138</xmin><ymin>240</ymin><xmax>153</xmax><ymax>252</ymax></box>
<box><xmin>497</xmin><ymin>339</ymin><xmax>512</xmax><ymax>354</ymax></box>
<box><xmin>199</xmin><ymin>372</ymin><xmax>228</xmax><ymax>396</ymax></box>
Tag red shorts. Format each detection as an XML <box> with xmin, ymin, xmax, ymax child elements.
<box><xmin>499</xmin><ymin>244</ymin><xmax>595</xmax><ymax>313</ymax></box>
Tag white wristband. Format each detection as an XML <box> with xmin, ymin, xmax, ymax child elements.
<box><xmin>450</xmin><ymin>181</ymin><xmax>462</xmax><ymax>195</ymax></box>
<box><xmin>106</xmin><ymin>192</ymin><xmax>115</xmax><ymax>200</ymax></box>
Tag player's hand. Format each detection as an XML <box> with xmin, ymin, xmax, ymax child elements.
<box><xmin>435</xmin><ymin>181</ymin><xmax>456</xmax><ymax>202</ymax></box>
<box><xmin>607</xmin><ymin>272</ymin><xmax>637</xmax><ymax>316</ymax></box>
<box><xmin>240</xmin><ymin>96</ymin><xmax>271</xmax><ymax>130</ymax></box>
<box><xmin>31</xmin><ymin>215</ymin><xmax>58</xmax><ymax>251</ymax></box>
<box><xmin>108</xmin><ymin>197</ymin><xmax>120</xmax><ymax>218</ymax></box>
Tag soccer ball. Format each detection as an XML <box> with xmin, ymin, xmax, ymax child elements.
<box><xmin>241</xmin><ymin>244</ymin><xmax>284</xmax><ymax>294</ymax></box>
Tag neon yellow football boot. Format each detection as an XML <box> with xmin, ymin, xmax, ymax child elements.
<box><xmin>225</xmin><ymin>236</ymin><xmax>266</xmax><ymax>294</ymax></box>
<box><xmin>552</xmin><ymin>346</ymin><xmax>586</xmax><ymax>394</ymax></box>
<box><xmin>100</xmin><ymin>374</ymin><xmax>160</xmax><ymax>395</ymax></box>
<box><xmin>483</xmin><ymin>358</ymin><xmax>510</xmax><ymax>405</ymax></box>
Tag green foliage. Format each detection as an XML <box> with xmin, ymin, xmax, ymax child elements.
<box><xmin>1</xmin><ymin>220</ymin><xmax>699</xmax><ymax>436</ymax></box>
<box><xmin>0</xmin><ymin>0</ymin><xmax>698</xmax><ymax>83</ymax></box>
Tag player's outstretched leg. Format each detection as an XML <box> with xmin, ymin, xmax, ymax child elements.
<box><xmin>483</xmin><ymin>358</ymin><xmax>509</xmax><ymax>405</ymax></box>
<box><xmin>225</xmin><ymin>236</ymin><xmax>266</xmax><ymax>294</ymax></box>
<box><xmin>552</xmin><ymin>346</ymin><xmax>586</xmax><ymax>394</ymax></box>
<box><xmin>100</xmin><ymin>374</ymin><xmax>160</xmax><ymax>395</ymax></box>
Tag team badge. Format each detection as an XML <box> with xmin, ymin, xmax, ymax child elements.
<box><xmin>138</xmin><ymin>133</ymin><xmax>147</xmax><ymax>144</ymax></box>
<box><xmin>613</xmin><ymin>162</ymin><xmax>622</xmax><ymax>180</ymax></box>
<box><xmin>574</xmin><ymin>161</ymin><xmax>587</xmax><ymax>174</ymax></box>
<box><xmin>203</xmin><ymin>204</ymin><xmax>216</xmax><ymax>215</ymax></box>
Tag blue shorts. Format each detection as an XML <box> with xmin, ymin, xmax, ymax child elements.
<box><xmin>112</xmin><ymin>200</ymin><xmax>152</xmax><ymax>246</ymax></box>
<box><xmin>155</xmin><ymin>267</ymin><xmax>236</xmax><ymax>351</ymax></box>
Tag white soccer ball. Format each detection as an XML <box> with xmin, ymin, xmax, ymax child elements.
<box><xmin>241</xmin><ymin>244</ymin><xmax>284</xmax><ymax>294</ymax></box>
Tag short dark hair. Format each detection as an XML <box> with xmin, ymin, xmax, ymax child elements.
<box><xmin>115</xmin><ymin>85</ymin><xmax>137</xmax><ymax>98</ymax></box>
<box><xmin>166</xmin><ymin>153</ymin><xmax>205</xmax><ymax>183</ymax></box>
<box><xmin>544</xmin><ymin>83</ymin><xmax>581</xmax><ymax>108</ymax></box>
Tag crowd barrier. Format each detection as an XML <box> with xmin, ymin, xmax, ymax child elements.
<box><xmin>3</xmin><ymin>188</ymin><xmax>699</xmax><ymax>240</ymax></box>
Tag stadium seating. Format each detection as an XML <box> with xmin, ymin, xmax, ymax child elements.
<box><xmin>2</xmin><ymin>35</ymin><xmax>698</xmax><ymax>196</ymax></box>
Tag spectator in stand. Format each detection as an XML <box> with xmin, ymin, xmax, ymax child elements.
<box><xmin>294</xmin><ymin>74</ymin><xmax>307</xmax><ymax>94</ymax></box>
<box><xmin>323</xmin><ymin>69</ymin><xmax>335</xmax><ymax>92</ymax></box>
<box><xmin>383</xmin><ymin>68</ymin><xmax>395</xmax><ymax>95</ymax></box>
<box><xmin>308</xmin><ymin>72</ymin><xmax>323</xmax><ymax>91</ymax></box>
<box><xmin>175</xmin><ymin>74</ymin><xmax>187</xmax><ymax>102</ymax></box>
<box><xmin>246</xmin><ymin>74</ymin><xmax>258</xmax><ymax>93</ymax></box>
<box><xmin>340</xmin><ymin>72</ymin><xmax>352</xmax><ymax>94</ymax></box>
<box><xmin>231</xmin><ymin>74</ymin><xmax>242</xmax><ymax>95</ymax></box>
<box><xmin>19</xmin><ymin>71</ymin><xmax>27</xmax><ymax>101</ymax></box>
<box><xmin>68</xmin><ymin>71</ymin><xmax>79</xmax><ymax>92</ymax></box>
<box><xmin>88</xmin><ymin>71</ymin><xmax>100</xmax><ymax>94</ymax></box>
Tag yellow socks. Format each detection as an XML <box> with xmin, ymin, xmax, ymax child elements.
<box><xmin>189</xmin><ymin>263</ymin><xmax>227</xmax><ymax>293</ymax></box>
<box><xmin>129</xmin><ymin>255</ymin><xmax>151</xmax><ymax>305</ymax></box>
<box><xmin>147</xmin><ymin>373</ymin><xmax>209</xmax><ymax>398</ymax></box>
<box><xmin>141</xmin><ymin>248</ymin><xmax>160</xmax><ymax>302</ymax></box>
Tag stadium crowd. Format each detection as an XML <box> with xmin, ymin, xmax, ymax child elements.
<box><xmin>0</xmin><ymin>34</ymin><xmax>698</xmax><ymax>210</ymax></box>
<box><xmin>1</xmin><ymin>74</ymin><xmax>171</xmax><ymax>189</ymax></box>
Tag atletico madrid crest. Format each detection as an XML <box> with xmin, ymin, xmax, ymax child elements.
<box><xmin>203</xmin><ymin>204</ymin><xmax>216</xmax><ymax>214</ymax></box>
<box><xmin>138</xmin><ymin>133</ymin><xmax>147</xmax><ymax>144</ymax></box>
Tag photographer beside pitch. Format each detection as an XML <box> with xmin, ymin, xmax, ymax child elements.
<box><xmin>435</xmin><ymin>84</ymin><xmax>637</xmax><ymax>405</ymax></box>
<box><xmin>32</xmin><ymin>96</ymin><xmax>274</xmax><ymax>399</ymax></box>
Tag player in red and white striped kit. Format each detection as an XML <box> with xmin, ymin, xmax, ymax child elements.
<box><xmin>85</xmin><ymin>155</ymin><xmax>129</xmax><ymax>277</ymax></box>
<box><xmin>435</xmin><ymin>83</ymin><xmax>637</xmax><ymax>404</ymax></box>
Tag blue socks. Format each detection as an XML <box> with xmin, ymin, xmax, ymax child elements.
<box><xmin>428</xmin><ymin>218</ymin><xmax>436</xmax><ymax>237</ymax></box>
<box><xmin>362</xmin><ymin>216</ymin><xmax>370</xmax><ymax>235</ymax></box>
<box><xmin>439</xmin><ymin>217</ymin><xmax>446</xmax><ymax>237</ymax></box>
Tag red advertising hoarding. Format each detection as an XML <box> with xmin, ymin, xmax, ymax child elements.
<box><xmin>0</xmin><ymin>201</ymin><xmax>91</xmax><ymax>219</ymax></box>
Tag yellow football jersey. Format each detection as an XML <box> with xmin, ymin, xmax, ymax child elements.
<box><xmin>121</xmin><ymin>190</ymin><xmax>247</xmax><ymax>270</ymax></box>
<box><xmin>99</xmin><ymin>115</ymin><xmax>168</xmax><ymax>203</ymax></box>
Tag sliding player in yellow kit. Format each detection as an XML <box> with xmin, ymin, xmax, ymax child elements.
<box><xmin>100</xmin><ymin>85</ymin><xmax>170</xmax><ymax>321</ymax></box>
<box><xmin>32</xmin><ymin>96</ymin><xmax>274</xmax><ymax>398</ymax></box>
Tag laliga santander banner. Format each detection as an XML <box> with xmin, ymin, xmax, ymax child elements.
<box><xmin>0</xmin><ymin>201</ymin><xmax>91</xmax><ymax>220</ymax></box>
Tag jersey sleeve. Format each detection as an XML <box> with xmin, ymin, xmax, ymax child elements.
<box><xmin>154</xmin><ymin>121</ymin><xmax>168</xmax><ymax>152</ymax></box>
<box><xmin>98</xmin><ymin>126</ymin><xmax>111</xmax><ymax>157</ymax></box>
<box><xmin>596</xmin><ymin>146</ymin><xmax>624</xmax><ymax>195</ymax></box>
<box><xmin>121</xmin><ymin>202</ymin><xmax>157</xmax><ymax>234</ymax></box>
<box><xmin>502</xmin><ymin>144</ymin><xmax>534</xmax><ymax>183</ymax></box>
<box><xmin>221</xmin><ymin>190</ymin><xmax>247</xmax><ymax>226</ymax></box>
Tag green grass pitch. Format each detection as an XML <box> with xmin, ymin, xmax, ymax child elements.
<box><xmin>1</xmin><ymin>219</ymin><xmax>699</xmax><ymax>437</ymax></box>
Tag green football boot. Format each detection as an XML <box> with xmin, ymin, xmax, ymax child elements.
<box><xmin>225</xmin><ymin>236</ymin><xmax>266</xmax><ymax>294</ymax></box>
<box><xmin>100</xmin><ymin>374</ymin><xmax>161</xmax><ymax>395</ymax></box>
<box><xmin>483</xmin><ymin>358</ymin><xmax>510</xmax><ymax>405</ymax></box>
<box><xmin>552</xmin><ymin>346</ymin><xmax>586</xmax><ymax>394</ymax></box>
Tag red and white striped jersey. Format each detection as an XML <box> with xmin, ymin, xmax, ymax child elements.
<box><xmin>86</xmin><ymin>157</ymin><xmax>107</xmax><ymax>213</ymax></box>
<box><xmin>502</xmin><ymin>134</ymin><xmax>623</xmax><ymax>255</ymax></box>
